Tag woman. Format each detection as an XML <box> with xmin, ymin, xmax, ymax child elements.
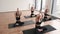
<box><xmin>44</xmin><ymin>9</ymin><xmax>51</xmax><ymax>21</ymax></box>
<box><xmin>15</xmin><ymin>8</ymin><xmax>23</xmax><ymax>26</ymax></box>
<box><xmin>35</xmin><ymin>10</ymin><xmax>47</xmax><ymax>33</ymax></box>
<box><xmin>15</xmin><ymin>8</ymin><xmax>22</xmax><ymax>22</ymax></box>
<box><xmin>30</xmin><ymin>6</ymin><xmax>34</xmax><ymax>17</ymax></box>
<box><xmin>35</xmin><ymin>11</ymin><xmax>44</xmax><ymax>32</ymax></box>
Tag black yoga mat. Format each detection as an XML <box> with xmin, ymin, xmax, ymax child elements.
<box><xmin>8</xmin><ymin>20</ymin><xmax>35</xmax><ymax>29</ymax></box>
<box><xmin>24</xmin><ymin>14</ymin><xmax>59</xmax><ymax>20</ymax></box>
<box><xmin>23</xmin><ymin>25</ymin><xmax>56</xmax><ymax>34</ymax></box>
<box><xmin>24</xmin><ymin>15</ymin><xmax>37</xmax><ymax>18</ymax></box>
<box><xmin>41</xmin><ymin>15</ymin><xmax>60</xmax><ymax>22</ymax></box>
<box><xmin>51</xmin><ymin>16</ymin><xmax>60</xmax><ymax>20</ymax></box>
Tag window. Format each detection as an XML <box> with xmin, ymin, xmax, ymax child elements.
<box><xmin>35</xmin><ymin>0</ymin><xmax>46</xmax><ymax>11</ymax></box>
<box><xmin>52</xmin><ymin>0</ymin><xmax>60</xmax><ymax>18</ymax></box>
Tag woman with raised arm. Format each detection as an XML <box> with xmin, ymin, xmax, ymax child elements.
<box><xmin>35</xmin><ymin>10</ymin><xmax>47</xmax><ymax>34</ymax></box>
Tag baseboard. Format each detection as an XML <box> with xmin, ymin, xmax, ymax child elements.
<box><xmin>0</xmin><ymin>9</ymin><xmax>39</xmax><ymax>13</ymax></box>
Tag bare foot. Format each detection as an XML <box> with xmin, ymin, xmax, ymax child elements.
<box><xmin>38</xmin><ymin>29</ymin><xmax>43</xmax><ymax>32</ymax></box>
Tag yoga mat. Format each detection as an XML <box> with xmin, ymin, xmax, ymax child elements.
<box><xmin>23</xmin><ymin>25</ymin><xmax>56</xmax><ymax>34</ymax></box>
<box><xmin>24</xmin><ymin>15</ymin><xmax>37</xmax><ymax>18</ymax></box>
<box><xmin>8</xmin><ymin>20</ymin><xmax>35</xmax><ymax>28</ymax></box>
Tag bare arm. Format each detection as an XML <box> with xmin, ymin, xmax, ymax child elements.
<box><xmin>35</xmin><ymin>14</ymin><xmax>40</xmax><ymax>22</ymax></box>
<box><xmin>35</xmin><ymin>13</ymin><xmax>44</xmax><ymax>22</ymax></box>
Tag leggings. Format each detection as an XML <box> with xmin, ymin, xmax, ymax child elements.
<box><xmin>16</xmin><ymin>17</ymin><xmax>20</xmax><ymax>20</ymax></box>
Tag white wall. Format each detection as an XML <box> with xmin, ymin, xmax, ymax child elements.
<box><xmin>36</xmin><ymin>0</ymin><xmax>52</xmax><ymax>14</ymax></box>
<box><xmin>0</xmin><ymin>0</ymin><xmax>34</xmax><ymax>12</ymax></box>
<box><xmin>45</xmin><ymin>0</ymin><xmax>52</xmax><ymax>15</ymax></box>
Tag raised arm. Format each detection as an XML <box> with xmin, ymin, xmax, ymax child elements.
<box><xmin>35</xmin><ymin>14</ymin><xmax>40</xmax><ymax>22</ymax></box>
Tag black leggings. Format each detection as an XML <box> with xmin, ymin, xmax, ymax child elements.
<box><xmin>36</xmin><ymin>22</ymin><xmax>42</xmax><ymax>25</ymax></box>
<box><xmin>44</xmin><ymin>16</ymin><xmax>51</xmax><ymax>21</ymax></box>
<box><xmin>16</xmin><ymin>17</ymin><xmax>20</xmax><ymax>20</ymax></box>
<box><xmin>16</xmin><ymin>17</ymin><xmax>20</xmax><ymax>23</ymax></box>
<box><xmin>31</xmin><ymin>11</ymin><xmax>34</xmax><ymax>14</ymax></box>
<box><xmin>35</xmin><ymin>21</ymin><xmax>42</xmax><ymax>29</ymax></box>
<box><xmin>35</xmin><ymin>22</ymin><xmax>47</xmax><ymax>34</ymax></box>
<box><xmin>35</xmin><ymin>24</ymin><xmax>44</xmax><ymax>34</ymax></box>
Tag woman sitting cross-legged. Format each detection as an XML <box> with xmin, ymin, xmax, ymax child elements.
<box><xmin>30</xmin><ymin>6</ymin><xmax>34</xmax><ymax>17</ymax></box>
<box><xmin>14</xmin><ymin>8</ymin><xmax>24</xmax><ymax>26</ymax></box>
<box><xmin>44</xmin><ymin>9</ymin><xmax>51</xmax><ymax>21</ymax></box>
<box><xmin>35</xmin><ymin>10</ymin><xmax>47</xmax><ymax>33</ymax></box>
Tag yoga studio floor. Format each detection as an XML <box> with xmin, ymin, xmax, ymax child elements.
<box><xmin>0</xmin><ymin>10</ymin><xmax>60</xmax><ymax>34</ymax></box>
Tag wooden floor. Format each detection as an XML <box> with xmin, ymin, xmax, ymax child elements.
<box><xmin>0</xmin><ymin>11</ymin><xmax>60</xmax><ymax>34</ymax></box>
